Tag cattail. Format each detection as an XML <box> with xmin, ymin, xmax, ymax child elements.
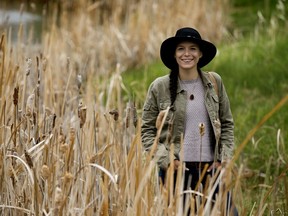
<box><xmin>60</xmin><ymin>143</ymin><xmax>69</xmax><ymax>154</ymax></box>
<box><xmin>0</xmin><ymin>149</ymin><xmax>3</xmax><ymax>174</ymax></box>
<box><xmin>55</xmin><ymin>187</ymin><xmax>63</xmax><ymax>206</ymax></box>
<box><xmin>132</xmin><ymin>103</ymin><xmax>138</xmax><ymax>127</ymax></box>
<box><xmin>52</xmin><ymin>113</ymin><xmax>57</xmax><ymax>129</ymax></box>
<box><xmin>198</xmin><ymin>123</ymin><xmax>205</xmax><ymax>178</ymax></box>
<box><xmin>78</xmin><ymin>101</ymin><xmax>87</xmax><ymax>128</ymax></box>
<box><xmin>125</xmin><ymin>101</ymin><xmax>137</xmax><ymax>128</ymax></box>
<box><xmin>213</xmin><ymin>119</ymin><xmax>221</xmax><ymax>142</ymax></box>
<box><xmin>199</xmin><ymin>123</ymin><xmax>205</xmax><ymax>137</ymax></box>
<box><xmin>41</xmin><ymin>165</ymin><xmax>50</xmax><ymax>180</ymax></box>
<box><xmin>58</xmin><ymin>129</ymin><xmax>66</xmax><ymax>144</ymax></box>
<box><xmin>69</xmin><ymin>127</ymin><xmax>76</xmax><ymax>143</ymax></box>
<box><xmin>62</xmin><ymin>172</ymin><xmax>73</xmax><ymax>185</ymax></box>
<box><xmin>58</xmin><ymin>135</ymin><xmax>66</xmax><ymax>144</ymax></box>
<box><xmin>24</xmin><ymin>149</ymin><xmax>33</xmax><ymax>169</ymax></box>
<box><xmin>20</xmin><ymin>112</ymin><xmax>28</xmax><ymax>132</ymax></box>
<box><xmin>32</xmin><ymin>111</ymin><xmax>36</xmax><ymax>126</ymax></box>
<box><xmin>77</xmin><ymin>74</ymin><xmax>82</xmax><ymax>90</ymax></box>
<box><xmin>167</xmin><ymin>116</ymin><xmax>174</xmax><ymax>143</ymax></box>
<box><xmin>25</xmin><ymin>58</ymin><xmax>32</xmax><ymax>76</ymax></box>
<box><xmin>26</xmin><ymin>94</ymin><xmax>35</xmax><ymax>117</ymax></box>
<box><xmin>13</xmin><ymin>86</ymin><xmax>19</xmax><ymax>146</ymax></box>
<box><xmin>125</xmin><ymin>102</ymin><xmax>131</xmax><ymax>129</ymax></box>
<box><xmin>13</xmin><ymin>86</ymin><xmax>19</xmax><ymax>106</ymax></box>
<box><xmin>109</xmin><ymin>109</ymin><xmax>119</xmax><ymax>121</ymax></box>
<box><xmin>36</xmin><ymin>56</ymin><xmax>40</xmax><ymax>82</ymax></box>
<box><xmin>89</xmin><ymin>154</ymin><xmax>97</xmax><ymax>163</ymax></box>
<box><xmin>156</xmin><ymin>110</ymin><xmax>166</xmax><ymax>130</ymax></box>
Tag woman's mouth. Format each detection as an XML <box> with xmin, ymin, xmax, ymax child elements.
<box><xmin>182</xmin><ymin>59</ymin><xmax>193</xmax><ymax>63</ymax></box>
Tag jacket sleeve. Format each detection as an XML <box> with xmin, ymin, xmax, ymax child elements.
<box><xmin>214</xmin><ymin>73</ymin><xmax>235</xmax><ymax>161</ymax></box>
<box><xmin>141</xmin><ymin>81</ymin><xmax>170</xmax><ymax>170</ymax></box>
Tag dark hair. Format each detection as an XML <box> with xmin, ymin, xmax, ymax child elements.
<box><xmin>169</xmin><ymin>69</ymin><xmax>179</xmax><ymax>106</ymax></box>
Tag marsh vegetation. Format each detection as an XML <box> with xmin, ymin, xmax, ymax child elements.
<box><xmin>0</xmin><ymin>0</ymin><xmax>287</xmax><ymax>215</ymax></box>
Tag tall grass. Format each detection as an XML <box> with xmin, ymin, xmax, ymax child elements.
<box><xmin>0</xmin><ymin>0</ymin><xmax>287</xmax><ymax>215</ymax></box>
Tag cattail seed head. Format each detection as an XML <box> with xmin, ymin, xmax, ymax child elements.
<box><xmin>58</xmin><ymin>134</ymin><xmax>66</xmax><ymax>144</ymax></box>
<box><xmin>52</xmin><ymin>114</ymin><xmax>57</xmax><ymax>129</ymax></box>
<box><xmin>125</xmin><ymin>104</ymin><xmax>131</xmax><ymax>129</ymax></box>
<box><xmin>156</xmin><ymin>110</ymin><xmax>166</xmax><ymax>129</ymax></box>
<box><xmin>25</xmin><ymin>58</ymin><xmax>32</xmax><ymax>76</ymax></box>
<box><xmin>13</xmin><ymin>86</ymin><xmax>19</xmax><ymax>106</ymax></box>
<box><xmin>24</xmin><ymin>149</ymin><xmax>33</xmax><ymax>168</ymax></box>
<box><xmin>89</xmin><ymin>154</ymin><xmax>97</xmax><ymax>163</ymax></box>
<box><xmin>78</xmin><ymin>102</ymin><xmax>87</xmax><ymax>128</ymax></box>
<box><xmin>25</xmin><ymin>94</ymin><xmax>35</xmax><ymax>117</ymax></box>
<box><xmin>77</xmin><ymin>74</ymin><xmax>82</xmax><ymax>90</ymax></box>
<box><xmin>167</xmin><ymin>117</ymin><xmax>174</xmax><ymax>143</ymax></box>
<box><xmin>62</xmin><ymin>172</ymin><xmax>73</xmax><ymax>185</ymax></box>
<box><xmin>55</xmin><ymin>187</ymin><xmax>63</xmax><ymax>206</ymax></box>
<box><xmin>199</xmin><ymin>123</ymin><xmax>205</xmax><ymax>137</ymax></box>
<box><xmin>41</xmin><ymin>165</ymin><xmax>50</xmax><ymax>180</ymax></box>
<box><xmin>60</xmin><ymin>143</ymin><xmax>69</xmax><ymax>154</ymax></box>
<box><xmin>109</xmin><ymin>109</ymin><xmax>119</xmax><ymax>121</ymax></box>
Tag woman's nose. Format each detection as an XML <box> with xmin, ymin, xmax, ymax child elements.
<box><xmin>184</xmin><ymin>49</ymin><xmax>190</xmax><ymax>55</ymax></box>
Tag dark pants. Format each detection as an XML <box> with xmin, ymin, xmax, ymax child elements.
<box><xmin>159</xmin><ymin>162</ymin><xmax>238</xmax><ymax>215</ymax></box>
<box><xmin>159</xmin><ymin>162</ymin><xmax>213</xmax><ymax>190</ymax></box>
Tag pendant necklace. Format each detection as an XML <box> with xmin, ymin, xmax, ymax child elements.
<box><xmin>180</xmin><ymin>78</ymin><xmax>199</xmax><ymax>100</ymax></box>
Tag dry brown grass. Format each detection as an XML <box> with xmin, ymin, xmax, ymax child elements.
<box><xmin>43</xmin><ymin>0</ymin><xmax>230</xmax><ymax>78</ymax></box>
<box><xmin>0</xmin><ymin>0</ymin><xmax>287</xmax><ymax>215</ymax></box>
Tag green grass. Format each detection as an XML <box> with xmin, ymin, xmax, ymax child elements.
<box><xmin>229</xmin><ymin>0</ymin><xmax>287</xmax><ymax>36</ymax></box>
<box><xmin>122</xmin><ymin>61</ymin><xmax>168</xmax><ymax>108</ymax></box>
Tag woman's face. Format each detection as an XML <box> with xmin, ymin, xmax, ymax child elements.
<box><xmin>174</xmin><ymin>41</ymin><xmax>202</xmax><ymax>71</ymax></box>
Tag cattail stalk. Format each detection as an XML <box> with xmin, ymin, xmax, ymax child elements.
<box><xmin>34</xmin><ymin>56</ymin><xmax>41</xmax><ymax>141</ymax></box>
<box><xmin>0</xmin><ymin>34</ymin><xmax>5</xmax><ymax>98</ymax></box>
<box><xmin>199</xmin><ymin>123</ymin><xmax>205</xmax><ymax>179</ymax></box>
<box><xmin>13</xmin><ymin>86</ymin><xmax>19</xmax><ymax>147</ymax></box>
<box><xmin>22</xmin><ymin>58</ymin><xmax>32</xmax><ymax>113</ymax></box>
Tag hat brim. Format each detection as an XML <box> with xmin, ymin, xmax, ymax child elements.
<box><xmin>160</xmin><ymin>37</ymin><xmax>217</xmax><ymax>69</ymax></box>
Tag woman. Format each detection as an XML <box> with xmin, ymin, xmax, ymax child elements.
<box><xmin>141</xmin><ymin>27</ymin><xmax>235</xmax><ymax>210</ymax></box>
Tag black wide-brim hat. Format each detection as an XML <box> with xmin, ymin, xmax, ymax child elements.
<box><xmin>160</xmin><ymin>27</ymin><xmax>217</xmax><ymax>69</ymax></box>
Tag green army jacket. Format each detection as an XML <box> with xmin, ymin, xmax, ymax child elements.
<box><xmin>141</xmin><ymin>70</ymin><xmax>234</xmax><ymax>170</ymax></box>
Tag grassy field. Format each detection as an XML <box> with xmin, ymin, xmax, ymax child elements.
<box><xmin>0</xmin><ymin>0</ymin><xmax>287</xmax><ymax>215</ymax></box>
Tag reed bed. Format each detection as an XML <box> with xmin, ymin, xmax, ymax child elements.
<box><xmin>0</xmin><ymin>0</ymin><xmax>287</xmax><ymax>215</ymax></box>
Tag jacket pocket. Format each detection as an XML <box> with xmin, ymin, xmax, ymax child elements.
<box><xmin>211</xmin><ymin>94</ymin><xmax>219</xmax><ymax>118</ymax></box>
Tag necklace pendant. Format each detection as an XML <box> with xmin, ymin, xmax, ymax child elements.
<box><xmin>189</xmin><ymin>94</ymin><xmax>194</xmax><ymax>100</ymax></box>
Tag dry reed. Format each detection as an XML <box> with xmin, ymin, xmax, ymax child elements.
<box><xmin>0</xmin><ymin>0</ymin><xmax>287</xmax><ymax>215</ymax></box>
